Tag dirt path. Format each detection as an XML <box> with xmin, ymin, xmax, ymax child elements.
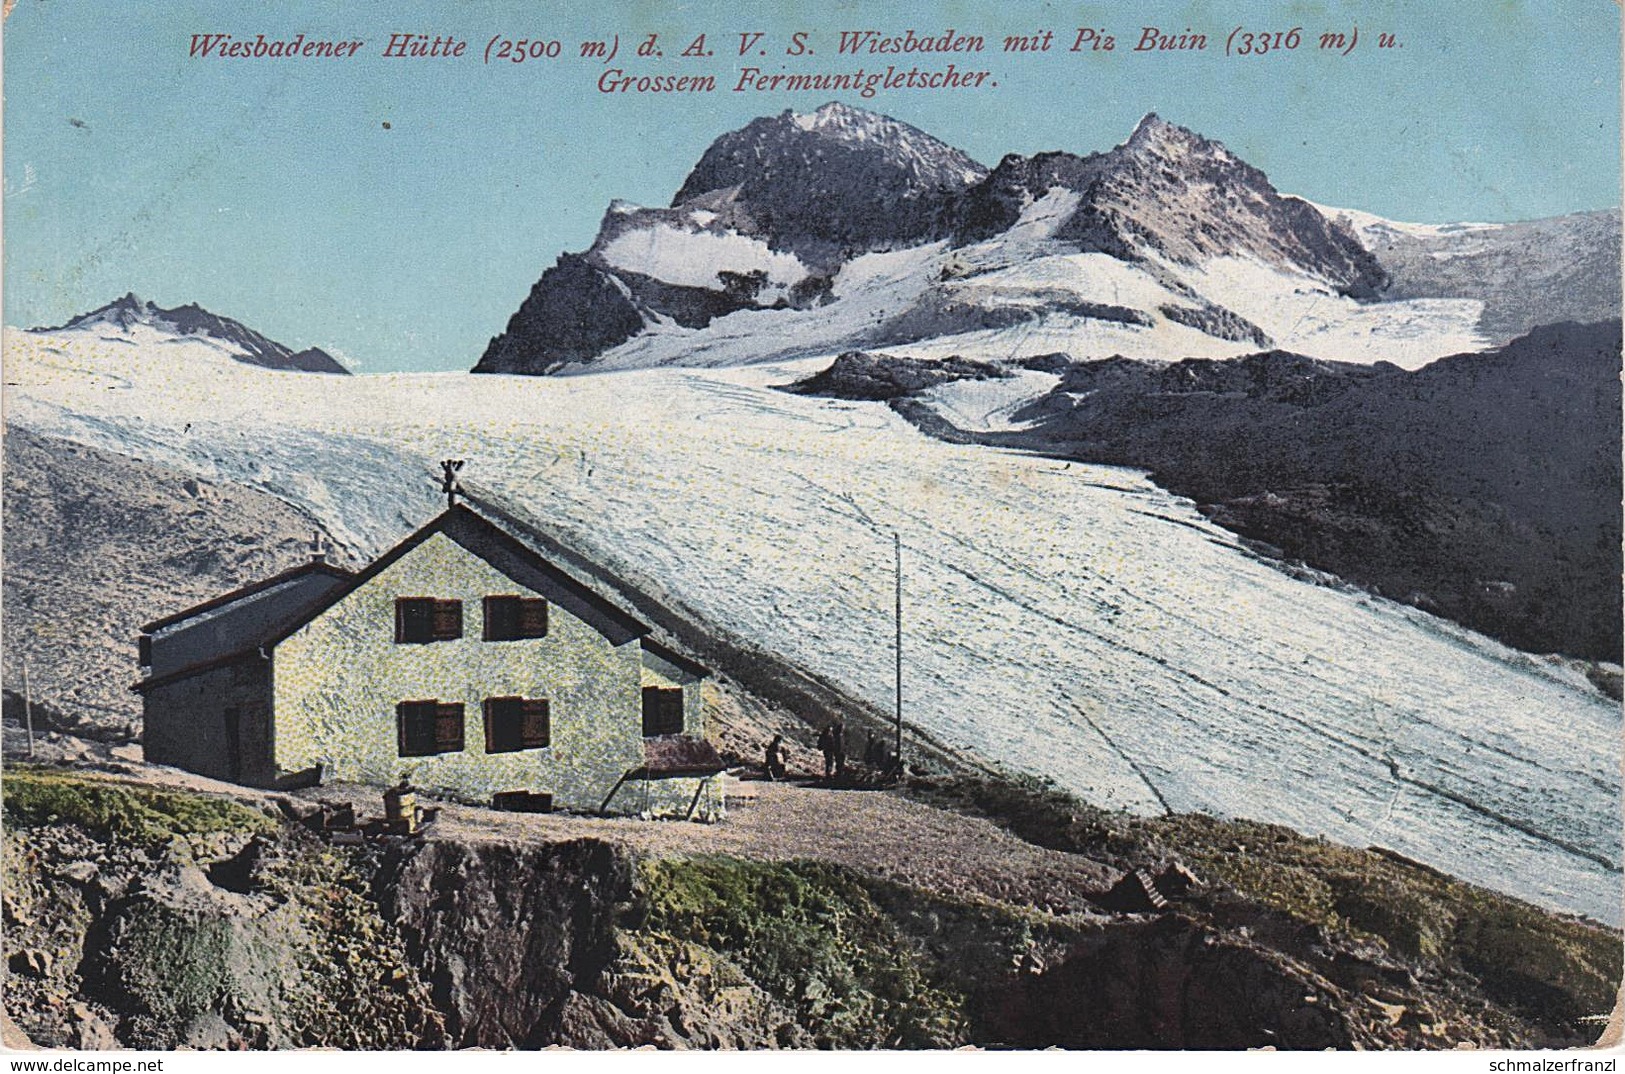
<box><xmin>316</xmin><ymin>777</ymin><xmax>1117</xmax><ymax>915</ymax></box>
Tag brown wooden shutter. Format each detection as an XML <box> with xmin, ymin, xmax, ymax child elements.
<box><xmin>396</xmin><ymin>598</ymin><xmax>435</xmax><ymax>643</ymax></box>
<box><xmin>483</xmin><ymin>596</ymin><xmax>516</xmax><ymax>640</ymax></box>
<box><xmin>483</xmin><ymin>696</ymin><xmax>516</xmax><ymax>753</ymax></box>
<box><xmin>520</xmin><ymin>699</ymin><xmax>550</xmax><ymax>748</ymax></box>
<box><xmin>518</xmin><ymin>599</ymin><xmax>549</xmax><ymax>639</ymax></box>
<box><xmin>397</xmin><ymin>700</ymin><xmax>439</xmax><ymax>756</ymax></box>
<box><xmin>432</xmin><ymin>599</ymin><xmax>463</xmax><ymax>641</ymax></box>
<box><xmin>435</xmin><ymin>703</ymin><xmax>465</xmax><ymax>752</ymax></box>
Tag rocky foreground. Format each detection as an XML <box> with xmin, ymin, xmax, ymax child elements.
<box><xmin>3</xmin><ymin>762</ymin><xmax>1617</xmax><ymax>1050</ymax></box>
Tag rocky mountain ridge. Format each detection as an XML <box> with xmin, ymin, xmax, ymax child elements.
<box><xmin>950</xmin><ymin>113</ymin><xmax>1386</xmax><ymax>296</ymax></box>
<box><xmin>474</xmin><ymin>104</ymin><xmax>1614</xmax><ymax>376</ymax></box>
<box><xmin>36</xmin><ymin>293</ymin><xmax>348</xmax><ymax>374</ymax></box>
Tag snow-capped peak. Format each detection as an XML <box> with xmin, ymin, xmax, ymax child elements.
<box><xmin>675</xmin><ymin>102</ymin><xmax>988</xmax><ymax>209</ymax></box>
<box><xmin>1120</xmin><ymin>112</ymin><xmax>1231</xmax><ymax>167</ymax></box>
<box><xmin>34</xmin><ymin>294</ymin><xmax>349</xmax><ymax>374</ymax></box>
<box><xmin>57</xmin><ymin>292</ymin><xmax>158</xmax><ymax>331</ymax></box>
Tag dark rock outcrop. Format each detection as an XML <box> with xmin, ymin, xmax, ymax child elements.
<box><xmin>476</xmin><ymin>255</ymin><xmax>647</xmax><ymax>375</ymax></box>
<box><xmin>781</xmin><ymin>350</ymin><xmax>1006</xmax><ymax>401</ymax></box>
<box><xmin>989</xmin><ymin>915</ymin><xmax>1358</xmax><ymax>1049</ymax></box>
<box><xmin>374</xmin><ymin>838</ymin><xmax>634</xmax><ymax>1048</ymax></box>
<box><xmin>673</xmin><ymin>101</ymin><xmax>988</xmax><ymax>267</ymax></box>
<box><xmin>990</xmin><ymin>321</ymin><xmax>1624</xmax><ymax>660</ymax></box>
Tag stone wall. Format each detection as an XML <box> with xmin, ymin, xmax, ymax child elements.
<box><xmin>142</xmin><ymin>656</ymin><xmax>274</xmax><ymax>784</ymax></box>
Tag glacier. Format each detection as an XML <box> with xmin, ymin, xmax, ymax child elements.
<box><xmin>5</xmin><ymin>325</ymin><xmax>1620</xmax><ymax>924</ymax></box>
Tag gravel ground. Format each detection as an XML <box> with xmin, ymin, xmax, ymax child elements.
<box><xmin>302</xmin><ymin>776</ymin><xmax>1117</xmax><ymax>915</ymax></box>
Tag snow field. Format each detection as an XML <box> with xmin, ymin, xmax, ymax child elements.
<box><xmin>6</xmin><ymin>327</ymin><xmax>1619</xmax><ymax>923</ymax></box>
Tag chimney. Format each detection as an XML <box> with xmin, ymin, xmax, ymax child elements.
<box><xmin>308</xmin><ymin>530</ymin><xmax>329</xmax><ymax>564</ymax></box>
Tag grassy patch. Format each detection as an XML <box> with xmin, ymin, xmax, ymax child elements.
<box><xmin>632</xmin><ymin>856</ymin><xmax>1070</xmax><ymax>1048</ymax></box>
<box><xmin>635</xmin><ymin>857</ymin><xmax>962</xmax><ymax>1047</ymax></box>
<box><xmin>906</xmin><ymin>773</ymin><xmax>1622</xmax><ymax>1033</ymax></box>
<box><xmin>1</xmin><ymin>767</ymin><xmax>274</xmax><ymax>847</ymax></box>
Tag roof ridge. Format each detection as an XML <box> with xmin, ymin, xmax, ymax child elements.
<box><xmin>141</xmin><ymin>560</ymin><xmax>353</xmax><ymax>633</ymax></box>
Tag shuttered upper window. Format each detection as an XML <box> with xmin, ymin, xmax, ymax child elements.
<box><xmin>396</xmin><ymin>597</ymin><xmax>462</xmax><ymax>643</ymax></box>
<box><xmin>397</xmin><ymin>700</ymin><xmax>465</xmax><ymax>756</ymax></box>
<box><xmin>483</xmin><ymin>596</ymin><xmax>548</xmax><ymax>641</ymax></box>
<box><xmin>641</xmin><ymin>687</ymin><xmax>684</xmax><ymax>737</ymax></box>
<box><xmin>484</xmin><ymin>696</ymin><xmax>550</xmax><ymax>753</ymax></box>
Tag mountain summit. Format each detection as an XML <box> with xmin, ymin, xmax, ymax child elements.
<box><xmin>951</xmin><ymin>113</ymin><xmax>1386</xmax><ymax>297</ymax></box>
<box><xmin>475</xmin><ymin>104</ymin><xmax>1611</xmax><ymax>377</ymax></box>
<box><xmin>38</xmin><ymin>294</ymin><xmax>348</xmax><ymax>374</ymax></box>
<box><xmin>672</xmin><ymin>101</ymin><xmax>988</xmax><ymax>263</ymax></box>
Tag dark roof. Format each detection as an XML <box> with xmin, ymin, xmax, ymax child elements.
<box><xmin>137</xmin><ymin>503</ymin><xmax>653</xmax><ymax>693</ymax></box>
<box><xmin>134</xmin><ymin>649</ymin><xmax>269</xmax><ymax>693</ymax></box>
<box><xmin>136</xmin><ymin>567</ymin><xmax>355</xmax><ymax>691</ymax></box>
<box><xmin>640</xmin><ymin>735</ymin><xmax>725</xmax><ymax>776</ymax></box>
<box><xmin>640</xmin><ymin>637</ymin><xmax>712</xmax><ymax>679</ymax></box>
<box><xmin>141</xmin><ymin>561</ymin><xmax>353</xmax><ymax>633</ymax></box>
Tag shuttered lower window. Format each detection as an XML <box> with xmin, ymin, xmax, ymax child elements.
<box><xmin>642</xmin><ymin>687</ymin><xmax>684</xmax><ymax>737</ymax></box>
<box><xmin>395</xmin><ymin>597</ymin><xmax>463</xmax><ymax>643</ymax></box>
<box><xmin>483</xmin><ymin>595</ymin><xmax>548</xmax><ymax>641</ymax></box>
<box><xmin>484</xmin><ymin>697</ymin><xmax>550</xmax><ymax>753</ymax></box>
<box><xmin>397</xmin><ymin>700</ymin><xmax>465</xmax><ymax>756</ymax></box>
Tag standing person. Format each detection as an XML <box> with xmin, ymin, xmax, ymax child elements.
<box><xmin>832</xmin><ymin>720</ymin><xmax>847</xmax><ymax>778</ymax></box>
<box><xmin>817</xmin><ymin>724</ymin><xmax>835</xmax><ymax>780</ymax></box>
<box><xmin>765</xmin><ymin>735</ymin><xmax>786</xmax><ymax>781</ymax></box>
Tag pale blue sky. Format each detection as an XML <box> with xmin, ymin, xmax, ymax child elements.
<box><xmin>4</xmin><ymin>1</ymin><xmax>1619</xmax><ymax>371</ymax></box>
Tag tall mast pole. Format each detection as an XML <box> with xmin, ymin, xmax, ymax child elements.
<box><xmin>894</xmin><ymin>532</ymin><xmax>902</xmax><ymax>770</ymax></box>
<box><xmin>23</xmin><ymin>659</ymin><xmax>34</xmax><ymax>759</ymax></box>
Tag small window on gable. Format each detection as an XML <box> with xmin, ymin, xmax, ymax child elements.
<box><xmin>484</xmin><ymin>697</ymin><xmax>550</xmax><ymax>753</ymax></box>
<box><xmin>642</xmin><ymin>687</ymin><xmax>684</xmax><ymax>737</ymax></box>
<box><xmin>483</xmin><ymin>595</ymin><xmax>548</xmax><ymax>641</ymax></box>
<box><xmin>396</xmin><ymin>597</ymin><xmax>462</xmax><ymax>643</ymax></box>
<box><xmin>398</xmin><ymin>700</ymin><xmax>464</xmax><ymax>757</ymax></box>
<box><xmin>137</xmin><ymin>634</ymin><xmax>153</xmax><ymax>668</ymax></box>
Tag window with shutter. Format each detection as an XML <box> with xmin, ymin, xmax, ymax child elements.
<box><xmin>431</xmin><ymin>599</ymin><xmax>463</xmax><ymax>640</ymax></box>
<box><xmin>397</xmin><ymin>598</ymin><xmax>462</xmax><ymax>643</ymax></box>
<box><xmin>398</xmin><ymin>700</ymin><xmax>435</xmax><ymax>755</ymax></box>
<box><xmin>483</xmin><ymin>595</ymin><xmax>548</xmax><ymax>641</ymax></box>
<box><xmin>484</xmin><ymin>696</ymin><xmax>550</xmax><ymax>753</ymax></box>
<box><xmin>396</xmin><ymin>598</ymin><xmax>434</xmax><ymax>643</ymax></box>
<box><xmin>435</xmin><ymin>703</ymin><xmax>465</xmax><ymax>752</ymax></box>
<box><xmin>398</xmin><ymin>700</ymin><xmax>465</xmax><ymax>756</ymax></box>
<box><xmin>519</xmin><ymin>599</ymin><xmax>549</xmax><ymax>638</ymax></box>
<box><xmin>641</xmin><ymin>687</ymin><xmax>685</xmax><ymax>737</ymax></box>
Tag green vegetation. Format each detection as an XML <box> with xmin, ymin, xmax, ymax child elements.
<box><xmin>2</xmin><ymin>767</ymin><xmax>439</xmax><ymax>1050</ymax></box>
<box><xmin>632</xmin><ymin>856</ymin><xmax>1066</xmax><ymax>1048</ymax></box>
<box><xmin>2</xmin><ymin>766</ymin><xmax>274</xmax><ymax>847</ymax></box>
<box><xmin>906</xmin><ymin>773</ymin><xmax>1623</xmax><ymax>1035</ymax></box>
